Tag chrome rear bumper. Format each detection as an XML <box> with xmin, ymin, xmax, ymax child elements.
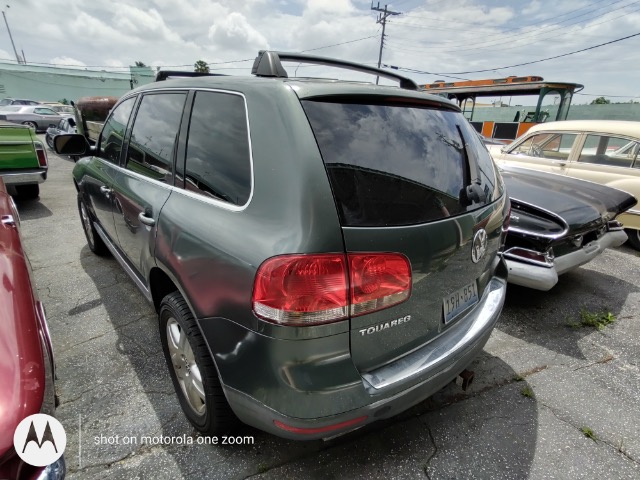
<box><xmin>505</xmin><ymin>229</ymin><xmax>628</xmax><ymax>290</ymax></box>
<box><xmin>1</xmin><ymin>169</ymin><xmax>47</xmax><ymax>185</ymax></box>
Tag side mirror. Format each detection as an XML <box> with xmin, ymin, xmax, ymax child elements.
<box><xmin>54</xmin><ymin>134</ymin><xmax>89</xmax><ymax>156</ymax></box>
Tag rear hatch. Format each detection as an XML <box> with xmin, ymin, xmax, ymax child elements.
<box><xmin>301</xmin><ymin>96</ymin><xmax>507</xmax><ymax>373</ymax></box>
<box><xmin>0</xmin><ymin>123</ymin><xmax>39</xmax><ymax>169</ymax></box>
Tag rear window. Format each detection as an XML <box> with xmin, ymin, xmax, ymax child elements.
<box><xmin>302</xmin><ymin>99</ymin><xmax>500</xmax><ymax>227</ymax></box>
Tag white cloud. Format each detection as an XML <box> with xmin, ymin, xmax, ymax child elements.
<box><xmin>49</xmin><ymin>56</ymin><xmax>87</xmax><ymax>68</ymax></box>
<box><xmin>208</xmin><ymin>12</ymin><xmax>269</xmax><ymax>52</ymax></box>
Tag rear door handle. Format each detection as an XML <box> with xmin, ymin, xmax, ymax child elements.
<box><xmin>138</xmin><ymin>211</ymin><xmax>156</xmax><ymax>227</ymax></box>
<box><xmin>551</xmin><ymin>160</ymin><xmax>567</xmax><ymax>166</ymax></box>
<box><xmin>100</xmin><ymin>186</ymin><xmax>112</xmax><ymax>197</ymax></box>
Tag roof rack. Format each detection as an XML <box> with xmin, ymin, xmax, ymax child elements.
<box><xmin>155</xmin><ymin>71</ymin><xmax>227</xmax><ymax>82</ymax></box>
<box><xmin>251</xmin><ymin>50</ymin><xmax>418</xmax><ymax>91</ymax></box>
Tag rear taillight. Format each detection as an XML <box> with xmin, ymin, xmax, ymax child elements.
<box><xmin>503</xmin><ymin>247</ymin><xmax>554</xmax><ymax>267</ymax></box>
<box><xmin>349</xmin><ymin>253</ymin><xmax>411</xmax><ymax>316</ymax></box>
<box><xmin>252</xmin><ymin>253</ymin><xmax>411</xmax><ymax>326</ymax></box>
<box><xmin>34</xmin><ymin>141</ymin><xmax>48</xmax><ymax>167</ymax></box>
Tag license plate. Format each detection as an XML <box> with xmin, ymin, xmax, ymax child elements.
<box><xmin>443</xmin><ymin>282</ymin><xmax>478</xmax><ymax>324</ymax></box>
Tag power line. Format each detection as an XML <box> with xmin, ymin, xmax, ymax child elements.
<box><xmin>386</xmin><ymin>0</ymin><xmax>640</xmax><ymax>53</ymax></box>
<box><xmin>393</xmin><ymin>31</ymin><xmax>640</xmax><ymax>75</ymax></box>
<box><xmin>0</xmin><ymin>35</ymin><xmax>379</xmax><ymax>71</ymax></box>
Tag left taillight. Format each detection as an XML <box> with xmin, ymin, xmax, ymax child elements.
<box><xmin>34</xmin><ymin>141</ymin><xmax>48</xmax><ymax>167</ymax></box>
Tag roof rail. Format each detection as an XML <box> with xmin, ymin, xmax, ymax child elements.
<box><xmin>155</xmin><ymin>71</ymin><xmax>227</xmax><ymax>82</ymax></box>
<box><xmin>251</xmin><ymin>50</ymin><xmax>419</xmax><ymax>91</ymax></box>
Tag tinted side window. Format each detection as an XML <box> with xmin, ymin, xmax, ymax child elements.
<box><xmin>184</xmin><ymin>91</ymin><xmax>251</xmax><ymax>206</ymax></box>
<box><xmin>125</xmin><ymin>93</ymin><xmax>186</xmax><ymax>183</ymax></box>
<box><xmin>579</xmin><ymin>134</ymin><xmax>639</xmax><ymax>168</ymax></box>
<box><xmin>99</xmin><ymin>97</ymin><xmax>135</xmax><ymax>163</ymax></box>
<box><xmin>302</xmin><ymin>99</ymin><xmax>500</xmax><ymax>227</ymax></box>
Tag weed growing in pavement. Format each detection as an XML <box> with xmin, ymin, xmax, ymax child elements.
<box><xmin>579</xmin><ymin>309</ymin><xmax>616</xmax><ymax>330</ymax></box>
<box><xmin>520</xmin><ymin>386</ymin><xmax>534</xmax><ymax>398</ymax></box>
<box><xmin>581</xmin><ymin>426</ymin><xmax>597</xmax><ymax>441</ymax></box>
<box><xmin>512</xmin><ymin>374</ymin><xmax>525</xmax><ymax>382</ymax></box>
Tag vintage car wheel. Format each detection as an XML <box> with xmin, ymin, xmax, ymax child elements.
<box><xmin>78</xmin><ymin>196</ymin><xmax>109</xmax><ymax>256</ymax></box>
<box><xmin>626</xmin><ymin>229</ymin><xmax>640</xmax><ymax>250</ymax></box>
<box><xmin>159</xmin><ymin>292</ymin><xmax>236</xmax><ymax>435</ymax></box>
<box><xmin>46</xmin><ymin>134</ymin><xmax>54</xmax><ymax>149</ymax></box>
<box><xmin>22</xmin><ymin>121</ymin><xmax>38</xmax><ymax>131</ymax></box>
<box><xmin>15</xmin><ymin>184</ymin><xmax>39</xmax><ymax>199</ymax></box>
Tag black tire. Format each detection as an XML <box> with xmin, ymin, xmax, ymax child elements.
<box><xmin>15</xmin><ymin>184</ymin><xmax>39</xmax><ymax>199</ymax></box>
<box><xmin>626</xmin><ymin>228</ymin><xmax>640</xmax><ymax>251</ymax></box>
<box><xmin>78</xmin><ymin>195</ymin><xmax>110</xmax><ymax>256</ymax></box>
<box><xmin>22</xmin><ymin>121</ymin><xmax>38</xmax><ymax>131</ymax></box>
<box><xmin>46</xmin><ymin>134</ymin><xmax>54</xmax><ymax>149</ymax></box>
<box><xmin>159</xmin><ymin>292</ymin><xmax>237</xmax><ymax>435</ymax></box>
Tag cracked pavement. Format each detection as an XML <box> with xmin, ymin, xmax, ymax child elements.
<box><xmin>14</xmin><ymin>142</ymin><xmax>640</xmax><ymax>479</ymax></box>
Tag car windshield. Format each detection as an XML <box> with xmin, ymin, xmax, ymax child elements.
<box><xmin>0</xmin><ymin>99</ymin><xmax>11</xmax><ymax>106</ymax></box>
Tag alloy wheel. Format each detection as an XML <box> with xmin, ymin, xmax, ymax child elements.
<box><xmin>166</xmin><ymin>317</ymin><xmax>206</xmax><ymax>416</ymax></box>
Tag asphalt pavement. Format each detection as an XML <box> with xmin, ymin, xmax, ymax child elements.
<box><xmin>16</xmin><ymin>141</ymin><xmax>640</xmax><ymax>479</ymax></box>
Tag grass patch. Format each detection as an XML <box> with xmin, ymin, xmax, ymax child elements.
<box><xmin>520</xmin><ymin>386</ymin><xmax>534</xmax><ymax>398</ymax></box>
<box><xmin>581</xmin><ymin>426</ymin><xmax>597</xmax><ymax>442</ymax></box>
<box><xmin>512</xmin><ymin>374</ymin><xmax>525</xmax><ymax>382</ymax></box>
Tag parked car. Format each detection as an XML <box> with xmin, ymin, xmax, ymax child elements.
<box><xmin>46</xmin><ymin>116</ymin><xmax>77</xmax><ymax>149</ymax></box>
<box><xmin>55</xmin><ymin>50</ymin><xmax>510</xmax><ymax>440</ymax></box>
<box><xmin>48</xmin><ymin>104</ymin><xmax>76</xmax><ymax>116</ymax></box>
<box><xmin>0</xmin><ymin>120</ymin><xmax>48</xmax><ymax>199</ymax></box>
<box><xmin>488</xmin><ymin>120</ymin><xmax>640</xmax><ymax>249</ymax></box>
<box><xmin>0</xmin><ymin>105</ymin><xmax>61</xmax><ymax>132</ymax></box>
<box><xmin>0</xmin><ymin>98</ymin><xmax>40</xmax><ymax>106</ymax></box>
<box><xmin>500</xmin><ymin>165</ymin><xmax>636</xmax><ymax>290</ymax></box>
<box><xmin>0</xmin><ymin>178</ymin><xmax>65</xmax><ymax>479</ymax></box>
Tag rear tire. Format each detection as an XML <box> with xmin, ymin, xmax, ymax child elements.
<box><xmin>15</xmin><ymin>184</ymin><xmax>39</xmax><ymax>199</ymax></box>
<box><xmin>159</xmin><ymin>292</ymin><xmax>237</xmax><ymax>435</ymax></box>
<box><xmin>22</xmin><ymin>121</ymin><xmax>37</xmax><ymax>131</ymax></box>
<box><xmin>78</xmin><ymin>196</ymin><xmax>109</xmax><ymax>256</ymax></box>
<box><xmin>626</xmin><ymin>229</ymin><xmax>640</xmax><ymax>250</ymax></box>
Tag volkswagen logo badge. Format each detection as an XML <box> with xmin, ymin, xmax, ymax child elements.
<box><xmin>471</xmin><ymin>229</ymin><xmax>488</xmax><ymax>263</ymax></box>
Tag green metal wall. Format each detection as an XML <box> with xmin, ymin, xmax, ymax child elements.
<box><xmin>470</xmin><ymin>103</ymin><xmax>640</xmax><ymax>122</ymax></box>
<box><xmin>0</xmin><ymin>63</ymin><xmax>155</xmax><ymax>103</ymax></box>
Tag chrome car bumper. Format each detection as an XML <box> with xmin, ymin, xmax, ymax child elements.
<box><xmin>1</xmin><ymin>169</ymin><xmax>47</xmax><ymax>185</ymax></box>
<box><xmin>504</xmin><ymin>229</ymin><xmax>628</xmax><ymax>291</ymax></box>
<box><xmin>222</xmin><ymin>277</ymin><xmax>507</xmax><ymax>440</ymax></box>
<box><xmin>36</xmin><ymin>456</ymin><xmax>65</xmax><ymax>480</ymax></box>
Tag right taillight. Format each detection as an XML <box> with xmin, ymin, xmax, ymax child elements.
<box><xmin>252</xmin><ymin>252</ymin><xmax>412</xmax><ymax>326</ymax></box>
<box><xmin>348</xmin><ymin>253</ymin><xmax>411</xmax><ymax>317</ymax></box>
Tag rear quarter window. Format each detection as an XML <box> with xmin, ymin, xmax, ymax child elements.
<box><xmin>302</xmin><ymin>99</ymin><xmax>500</xmax><ymax>227</ymax></box>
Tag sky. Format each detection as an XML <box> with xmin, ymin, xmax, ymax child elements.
<box><xmin>0</xmin><ymin>0</ymin><xmax>639</xmax><ymax>104</ymax></box>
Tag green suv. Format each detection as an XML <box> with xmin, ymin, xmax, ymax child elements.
<box><xmin>55</xmin><ymin>51</ymin><xmax>509</xmax><ymax>440</ymax></box>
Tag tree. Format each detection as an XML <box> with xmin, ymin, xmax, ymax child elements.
<box><xmin>591</xmin><ymin>96</ymin><xmax>610</xmax><ymax>105</ymax></box>
<box><xmin>135</xmin><ymin>61</ymin><xmax>147</xmax><ymax>67</ymax></box>
<box><xmin>194</xmin><ymin>60</ymin><xmax>210</xmax><ymax>73</ymax></box>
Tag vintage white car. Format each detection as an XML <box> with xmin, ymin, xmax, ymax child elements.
<box><xmin>489</xmin><ymin>120</ymin><xmax>640</xmax><ymax>249</ymax></box>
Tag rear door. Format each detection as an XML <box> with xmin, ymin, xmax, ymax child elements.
<box><xmin>111</xmin><ymin>91</ymin><xmax>187</xmax><ymax>278</ymax></box>
<box><xmin>302</xmin><ymin>98</ymin><xmax>506</xmax><ymax>372</ymax></box>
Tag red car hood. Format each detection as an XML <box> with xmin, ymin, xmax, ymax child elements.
<box><xmin>0</xmin><ymin>182</ymin><xmax>45</xmax><ymax>458</ymax></box>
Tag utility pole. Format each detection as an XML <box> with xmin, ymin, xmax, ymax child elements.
<box><xmin>2</xmin><ymin>6</ymin><xmax>20</xmax><ymax>64</ymax></box>
<box><xmin>371</xmin><ymin>2</ymin><xmax>400</xmax><ymax>85</ymax></box>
